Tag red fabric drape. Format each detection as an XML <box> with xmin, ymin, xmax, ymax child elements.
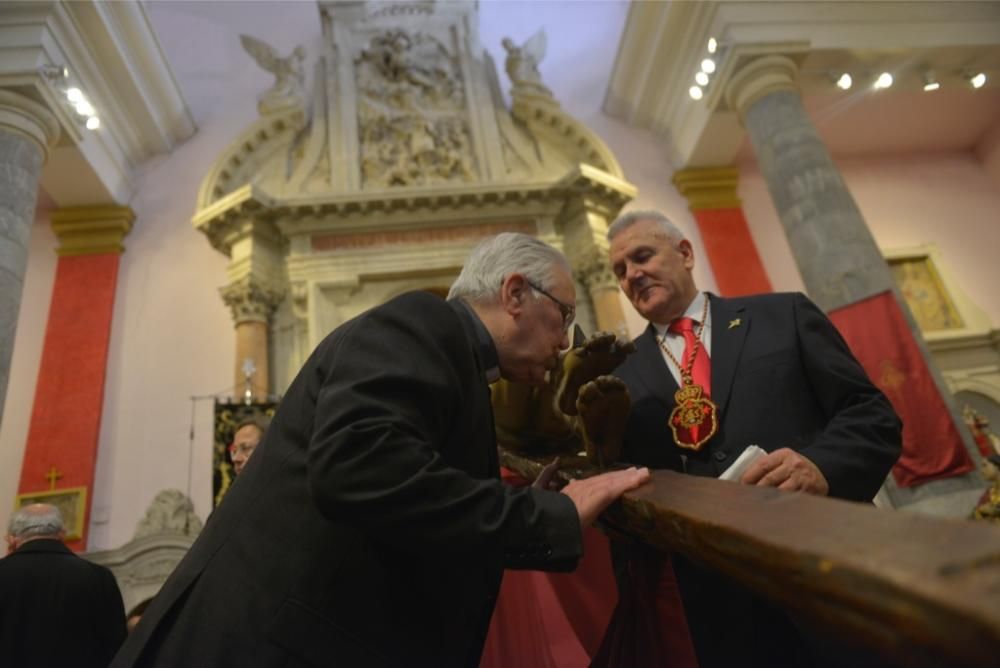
<box><xmin>828</xmin><ymin>291</ymin><xmax>974</xmax><ymax>487</ymax></box>
<box><xmin>480</xmin><ymin>469</ymin><xmax>619</xmax><ymax>667</ymax></box>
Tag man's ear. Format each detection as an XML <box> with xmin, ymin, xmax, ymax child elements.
<box><xmin>678</xmin><ymin>239</ymin><xmax>695</xmax><ymax>269</ymax></box>
<box><xmin>500</xmin><ymin>273</ymin><xmax>529</xmax><ymax>316</ymax></box>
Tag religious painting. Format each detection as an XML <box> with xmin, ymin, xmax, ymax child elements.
<box><xmin>213</xmin><ymin>400</ymin><xmax>278</xmax><ymax>507</ymax></box>
<box><xmin>888</xmin><ymin>255</ymin><xmax>963</xmax><ymax>332</ymax></box>
<box><xmin>14</xmin><ymin>486</ymin><xmax>88</xmax><ymax>541</ymax></box>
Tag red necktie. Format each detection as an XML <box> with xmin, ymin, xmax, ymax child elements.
<box><xmin>668</xmin><ymin>317</ymin><xmax>711</xmax><ymax>397</ymax></box>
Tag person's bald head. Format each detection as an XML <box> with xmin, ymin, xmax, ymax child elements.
<box><xmin>5</xmin><ymin>503</ymin><xmax>65</xmax><ymax>553</ymax></box>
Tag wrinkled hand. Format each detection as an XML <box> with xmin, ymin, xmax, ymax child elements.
<box><xmin>577</xmin><ymin>376</ymin><xmax>630</xmax><ymax>467</ymax></box>
<box><xmin>553</xmin><ymin>331</ymin><xmax>635</xmax><ymax>416</ymax></box>
<box><xmin>740</xmin><ymin>448</ymin><xmax>829</xmax><ymax>495</ymax></box>
<box><xmin>561</xmin><ymin>466</ymin><xmax>651</xmax><ymax>528</ymax></box>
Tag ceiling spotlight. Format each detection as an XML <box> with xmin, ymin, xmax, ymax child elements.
<box><xmin>695</xmin><ymin>71</ymin><xmax>710</xmax><ymax>86</ymax></box>
<box><xmin>701</xmin><ymin>58</ymin><xmax>716</xmax><ymax>74</ymax></box>
<box><xmin>707</xmin><ymin>37</ymin><xmax>717</xmax><ymax>54</ymax></box>
<box><xmin>970</xmin><ymin>72</ymin><xmax>987</xmax><ymax>89</ymax></box>
<box><xmin>689</xmin><ymin>85</ymin><xmax>704</xmax><ymax>100</ymax></box>
<box><xmin>921</xmin><ymin>70</ymin><xmax>939</xmax><ymax>91</ymax></box>
<box><xmin>74</xmin><ymin>99</ymin><xmax>95</xmax><ymax>116</ymax></box>
<box><xmin>85</xmin><ymin>116</ymin><xmax>100</xmax><ymax>130</ymax></box>
<box><xmin>835</xmin><ymin>73</ymin><xmax>852</xmax><ymax>90</ymax></box>
<box><xmin>873</xmin><ymin>72</ymin><xmax>893</xmax><ymax>90</ymax></box>
<box><xmin>39</xmin><ymin>64</ymin><xmax>68</xmax><ymax>81</ymax></box>
<box><xmin>66</xmin><ymin>87</ymin><xmax>83</xmax><ymax>103</ymax></box>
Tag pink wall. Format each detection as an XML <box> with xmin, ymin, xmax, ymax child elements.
<box><xmin>977</xmin><ymin>118</ymin><xmax>1000</xmax><ymax>190</ymax></box>
<box><xmin>740</xmin><ymin>152</ymin><xmax>1000</xmax><ymax>326</ymax></box>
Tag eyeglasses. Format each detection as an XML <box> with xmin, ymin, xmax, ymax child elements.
<box><xmin>229</xmin><ymin>443</ymin><xmax>256</xmax><ymax>458</ymax></box>
<box><xmin>526</xmin><ymin>281</ymin><xmax>575</xmax><ymax>331</ymax></box>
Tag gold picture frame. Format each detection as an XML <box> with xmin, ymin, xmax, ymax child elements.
<box><xmin>14</xmin><ymin>486</ymin><xmax>88</xmax><ymax>541</ymax></box>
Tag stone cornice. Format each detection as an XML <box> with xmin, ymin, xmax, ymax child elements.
<box><xmin>0</xmin><ymin>1</ymin><xmax>195</xmax><ymax>204</ymax></box>
<box><xmin>510</xmin><ymin>94</ymin><xmax>625</xmax><ymax>180</ymax></box>
<box><xmin>51</xmin><ymin>205</ymin><xmax>134</xmax><ymax>256</ymax></box>
<box><xmin>673</xmin><ymin>166</ymin><xmax>741</xmax><ymax>210</ymax></box>
<box><xmin>193</xmin><ymin>165</ymin><xmax>638</xmax><ymax>257</ymax></box>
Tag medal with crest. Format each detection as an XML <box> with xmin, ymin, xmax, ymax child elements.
<box><xmin>659</xmin><ymin>299</ymin><xmax>719</xmax><ymax>451</ymax></box>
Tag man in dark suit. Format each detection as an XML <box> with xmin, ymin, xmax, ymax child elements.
<box><xmin>112</xmin><ymin>232</ymin><xmax>649</xmax><ymax>668</ymax></box>
<box><xmin>1</xmin><ymin>503</ymin><xmax>126</xmax><ymax>668</ymax></box>
<box><xmin>601</xmin><ymin>210</ymin><xmax>902</xmax><ymax>666</ymax></box>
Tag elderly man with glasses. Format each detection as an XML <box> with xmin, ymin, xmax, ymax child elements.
<box><xmin>112</xmin><ymin>232</ymin><xmax>649</xmax><ymax>668</ymax></box>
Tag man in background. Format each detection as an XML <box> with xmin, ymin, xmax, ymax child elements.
<box><xmin>598</xmin><ymin>210</ymin><xmax>902</xmax><ymax>667</ymax></box>
<box><xmin>0</xmin><ymin>503</ymin><xmax>127</xmax><ymax>668</ymax></box>
<box><xmin>112</xmin><ymin>232</ymin><xmax>649</xmax><ymax>668</ymax></box>
<box><xmin>229</xmin><ymin>415</ymin><xmax>269</xmax><ymax>475</ymax></box>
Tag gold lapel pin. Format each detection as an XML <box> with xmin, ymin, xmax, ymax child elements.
<box><xmin>728</xmin><ymin>318</ymin><xmax>742</xmax><ymax>329</ymax></box>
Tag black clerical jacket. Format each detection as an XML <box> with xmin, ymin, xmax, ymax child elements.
<box><xmin>111</xmin><ymin>291</ymin><xmax>582</xmax><ymax>668</ymax></box>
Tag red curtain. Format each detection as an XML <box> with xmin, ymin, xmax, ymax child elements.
<box><xmin>828</xmin><ymin>291</ymin><xmax>974</xmax><ymax>487</ymax></box>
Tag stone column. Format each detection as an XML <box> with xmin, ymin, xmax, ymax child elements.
<box><xmin>557</xmin><ymin>180</ymin><xmax>632</xmax><ymax>338</ymax></box>
<box><xmin>221</xmin><ymin>278</ymin><xmax>283</xmax><ymax>400</ymax></box>
<box><xmin>725</xmin><ymin>56</ymin><xmax>982</xmax><ymax>511</ymax></box>
<box><xmin>0</xmin><ymin>90</ymin><xmax>59</xmax><ymax>424</ymax></box>
<box><xmin>673</xmin><ymin>166</ymin><xmax>772</xmax><ymax>296</ymax></box>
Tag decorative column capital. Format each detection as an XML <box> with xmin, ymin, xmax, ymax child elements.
<box><xmin>575</xmin><ymin>247</ymin><xmax>618</xmax><ymax>293</ymax></box>
<box><xmin>0</xmin><ymin>90</ymin><xmax>60</xmax><ymax>159</ymax></box>
<box><xmin>51</xmin><ymin>206</ymin><xmax>135</xmax><ymax>256</ymax></box>
<box><xmin>673</xmin><ymin>167</ymin><xmax>741</xmax><ymax>211</ymax></box>
<box><xmin>220</xmin><ymin>278</ymin><xmax>284</xmax><ymax>325</ymax></box>
<box><xmin>725</xmin><ymin>55</ymin><xmax>800</xmax><ymax>120</ymax></box>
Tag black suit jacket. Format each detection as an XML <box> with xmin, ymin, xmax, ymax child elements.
<box><xmin>614</xmin><ymin>292</ymin><xmax>902</xmax><ymax>667</ymax></box>
<box><xmin>112</xmin><ymin>292</ymin><xmax>582</xmax><ymax>668</ymax></box>
<box><xmin>0</xmin><ymin>538</ymin><xmax>126</xmax><ymax>668</ymax></box>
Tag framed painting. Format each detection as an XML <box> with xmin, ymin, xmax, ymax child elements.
<box><xmin>14</xmin><ymin>486</ymin><xmax>88</xmax><ymax>541</ymax></box>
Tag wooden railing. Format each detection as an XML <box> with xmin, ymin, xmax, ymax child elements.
<box><xmin>500</xmin><ymin>450</ymin><xmax>1000</xmax><ymax>668</ymax></box>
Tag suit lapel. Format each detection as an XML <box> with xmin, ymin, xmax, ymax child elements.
<box><xmin>633</xmin><ymin>324</ymin><xmax>680</xmax><ymax>407</ymax></box>
<box><xmin>709</xmin><ymin>295</ymin><xmax>748</xmax><ymax>420</ymax></box>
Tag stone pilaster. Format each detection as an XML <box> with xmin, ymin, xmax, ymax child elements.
<box><xmin>673</xmin><ymin>166</ymin><xmax>772</xmax><ymax>297</ymax></box>
<box><xmin>21</xmin><ymin>204</ymin><xmax>132</xmax><ymax>551</ymax></box>
<box><xmin>0</xmin><ymin>90</ymin><xmax>59</xmax><ymax>424</ymax></box>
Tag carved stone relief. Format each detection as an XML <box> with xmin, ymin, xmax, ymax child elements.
<box><xmin>220</xmin><ymin>277</ymin><xmax>285</xmax><ymax>324</ymax></box>
<box><xmin>134</xmin><ymin>489</ymin><xmax>203</xmax><ymax>538</ymax></box>
<box><xmin>355</xmin><ymin>30</ymin><xmax>476</xmax><ymax>187</ymax></box>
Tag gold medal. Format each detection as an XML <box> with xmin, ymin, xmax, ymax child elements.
<box><xmin>668</xmin><ymin>382</ymin><xmax>718</xmax><ymax>451</ymax></box>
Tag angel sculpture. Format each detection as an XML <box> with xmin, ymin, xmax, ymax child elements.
<box><xmin>239</xmin><ymin>34</ymin><xmax>306</xmax><ymax>114</ymax></box>
<box><xmin>501</xmin><ymin>29</ymin><xmax>552</xmax><ymax>95</ymax></box>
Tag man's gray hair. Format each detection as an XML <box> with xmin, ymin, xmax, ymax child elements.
<box><xmin>607</xmin><ymin>209</ymin><xmax>685</xmax><ymax>243</ymax></box>
<box><xmin>448</xmin><ymin>233</ymin><xmax>570</xmax><ymax>302</ymax></box>
<box><xmin>7</xmin><ymin>504</ymin><xmax>64</xmax><ymax>539</ymax></box>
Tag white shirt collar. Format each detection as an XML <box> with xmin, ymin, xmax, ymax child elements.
<box><xmin>653</xmin><ymin>292</ymin><xmax>709</xmax><ymax>338</ymax></box>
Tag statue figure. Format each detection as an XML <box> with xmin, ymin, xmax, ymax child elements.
<box><xmin>502</xmin><ymin>29</ymin><xmax>552</xmax><ymax>96</ymax></box>
<box><xmin>134</xmin><ymin>489</ymin><xmax>203</xmax><ymax>539</ymax></box>
<box><xmin>239</xmin><ymin>34</ymin><xmax>306</xmax><ymax>114</ymax></box>
<box><xmin>963</xmin><ymin>404</ymin><xmax>1000</xmax><ymax>457</ymax></box>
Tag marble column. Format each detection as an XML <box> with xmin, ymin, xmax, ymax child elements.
<box><xmin>673</xmin><ymin>166</ymin><xmax>772</xmax><ymax>296</ymax></box>
<box><xmin>220</xmin><ymin>278</ymin><xmax>282</xmax><ymax>400</ymax></box>
<box><xmin>725</xmin><ymin>56</ymin><xmax>982</xmax><ymax>510</ymax></box>
<box><xmin>0</xmin><ymin>90</ymin><xmax>59</xmax><ymax>426</ymax></box>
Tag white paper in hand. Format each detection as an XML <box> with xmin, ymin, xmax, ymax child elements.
<box><xmin>719</xmin><ymin>445</ymin><xmax>767</xmax><ymax>482</ymax></box>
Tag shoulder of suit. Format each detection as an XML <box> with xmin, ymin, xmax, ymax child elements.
<box><xmin>711</xmin><ymin>291</ymin><xmax>804</xmax><ymax>308</ymax></box>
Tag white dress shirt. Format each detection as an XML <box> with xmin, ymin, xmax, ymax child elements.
<box><xmin>651</xmin><ymin>292</ymin><xmax>712</xmax><ymax>388</ymax></box>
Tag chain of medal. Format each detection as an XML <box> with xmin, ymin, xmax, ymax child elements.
<box><xmin>658</xmin><ymin>303</ymin><xmax>719</xmax><ymax>451</ymax></box>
